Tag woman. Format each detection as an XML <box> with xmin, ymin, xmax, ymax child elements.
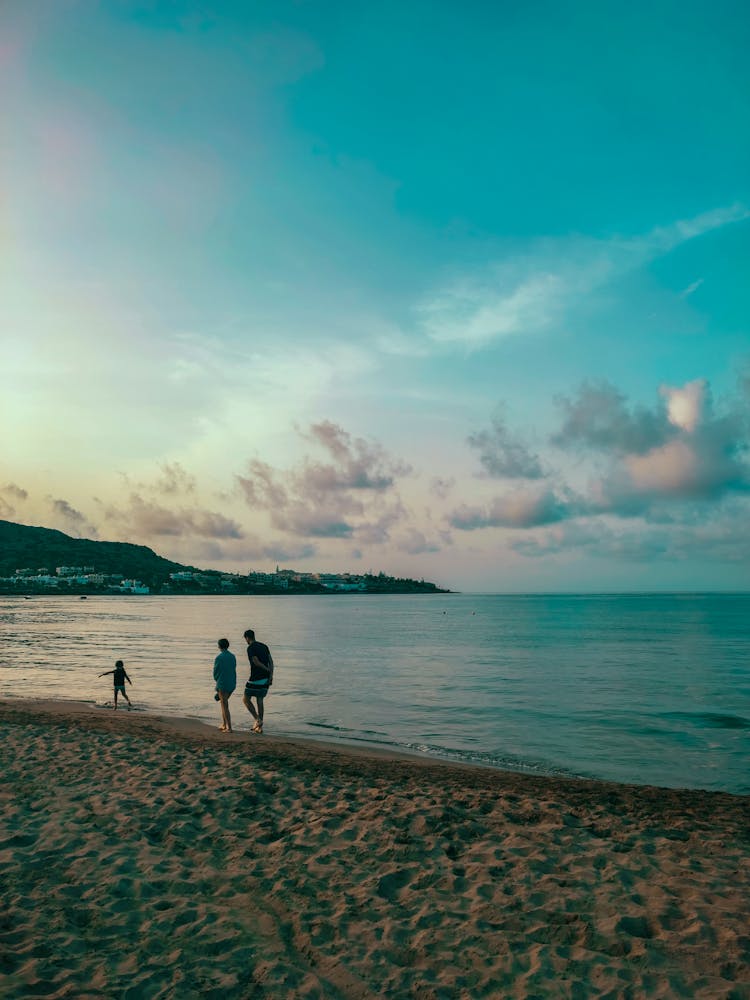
<box><xmin>212</xmin><ymin>638</ymin><xmax>237</xmax><ymax>732</ymax></box>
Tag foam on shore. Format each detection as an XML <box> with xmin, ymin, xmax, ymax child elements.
<box><xmin>1</xmin><ymin>699</ymin><xmax>747</xmax><ymax>998</ymax></box>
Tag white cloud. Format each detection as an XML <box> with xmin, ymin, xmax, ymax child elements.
<box><xmin>660</xmin><ymin>378</ymin><xmax>707</xmax><ymax>433</ymax></box>
<box><xmin>680</xmin><ymin>278</ymin><xmax>704</xmax><ymax>298</ymax></box>
<box><xmin>417</xmin><ymin>204</ymin><xmax>748</xmax><ymax>349</ymax></box>
<box><xmin>647</xmin><ymin>204</ymin><xmax>750</xmax><ymax>251</ymax></box>
<box><xmin>420</xmin><ymin>272</ymin><xmax>565</xmax><ymax>347</ymax></box>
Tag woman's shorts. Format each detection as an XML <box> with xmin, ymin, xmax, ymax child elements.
<box><xmin>244</xmin><ymin>683</ymin><xmax>268</xmax><ymax>699</ymax></box>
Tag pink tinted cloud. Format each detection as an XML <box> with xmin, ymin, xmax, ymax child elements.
<box><xmin>450</xmin><ymin>489</ymin><xmax>569</xmax><ymax>530</ymax></box>
<box><xmin>105</xmin><ymin>495</ymin><xmax>243</xmax><ymax>540</ymax></box>
<box><xmin>237</xmin><ymin>422</ymin><xmax>412</xmax><ymax>542</ymax></box>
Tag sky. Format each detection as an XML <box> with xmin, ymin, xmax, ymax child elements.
<box><xmin>1</xmin><ymin>0</ymin><xmax>749</xmax><ymax>592</ymax></box>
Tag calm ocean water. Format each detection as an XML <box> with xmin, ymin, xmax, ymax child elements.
<box><xmin>0</xmin><ymin>593</ymin><xmax>748</xmax><ymax>794</ymax></box>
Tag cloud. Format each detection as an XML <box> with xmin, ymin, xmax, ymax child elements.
<box><xmin>2</xmin><ymin>483</ymin><xmax>28</xmax><ymax>501</ymax></box>
<box><xmin>511</xmin><ymin>511</ymin><xmax>750</xmax><ymax>565</ymax></box>
<box><xmin>188</xmin><ymin>510</ymin><xmax>245</xmax><ymax>539</ymax></box>
<box><xmin>237</xmin><ymin>421</ymin><xmax>412</xmax><ymax>542</ymax></box>
<box><xmin>644</xmin><ymin>203</ymin><xmax>750</xmax><ymax>252</ymax></box>
<box><xmin>154</xmin><ymin>462</ymin><xmax>197</xmax><ymax>496</ymax></box>
<box><xmin>468</xmin><ymin>410</ymin><xmax>544</xmax><ymax>479</ymax></box>
<box><xmin>680</xmin><ymin>278</ymin><xmax>704</xmax><ymax>298</ymax></box>
<box><xmin>660</xmin><ymin>378</ymin><xmax>707</xmax><ymax>433</ymax></box>
<box><xmin>105</xmin><ymin>495</ymin><xmax>244</xmax><ymax>539</ymax></box>
<box><xmin>47</xmin><ymin>497</ymin><xmax>98</xmax><ymax>538</ymax></box>
<box><xmin>420</xmin><ymin>272</ymin><xmax>565</xmax><ymax>347</ymax></box>
<box><xmin>236</xmin><ymin>460</ymin><xmax>289</xmax><ymax>511</ymax></box>
<box><xmin>449</xmin><ymin>488</ymin><xmax>571</xmax><ymax>530</ymax></box>
<box><xmin>430</xmin><ymin>476</ymin><xmax>455</xmax><ymax>500</ymax></box>
<box><xmin>237</xmin><ymin>461</ymin><xmax>363</xmax><ymax>537</ymax></box>
<box><xmin>185</xmin><ymin>536</ymin><xmax>318</xmax><ymax>566</ymax></box>
<box><xmin>552</xmin><ymin>380</ymin><xmax>668</xmax><ymax>455</ymax></box>
<box><xmin>417</xmin><ymin>203</ymin><xmax>748</xmax><ymax>349</ymax></box>
<box><xmin>282</xmin><ymin>509</ymin><xmax>355</xmax><ymax>538</ymax></box>
<box><xmin>0</xmin><ymin>483</ymin><xmax>28</xmax><ymax>519</ymax></box>
<box><xmin>261</xmin><ymin>542</ymin><xmax>317</xmax><ymax>563</ymax></box>
<box><xmin>354</xmin><ymin>503</ymin><xmax>409</xmax><ymax>545</ymax></box>
<box><xmin>597</xmin><ymin>431</ymin><xmax>749</xmax><ymax>515</ymax></box>
<box><xmin>455</xmin><ymin>373</ymin><xmax>750</xmax><ymax>535</ymax></box>
<box><xmin>302</xmin><ymin>421</ymin><xmax>411</xmax><ymax>490</ymax></box>
<box><xmin>396</xmin><ymin>528</ymin><xmax>445</xmax><ymax>555</ymax></box>
<box><xmin>585</xmin><ymin>385</ymin><xmax>749</xmax><ymax>515</ymax></box>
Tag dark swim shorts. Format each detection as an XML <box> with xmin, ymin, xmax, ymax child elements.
<box><xmin>114</xmin><ymin>684</ymin><xmax>126</xmax><ymax>695</ymax></box>
<box><xmin>245</xmin><ymin>682</ymin><xmax>268</xmax><ymax>698</ymax></box>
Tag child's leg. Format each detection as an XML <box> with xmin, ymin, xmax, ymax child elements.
<box><xmin>113</xmin><ymin>689</ymin><xmax>118</xmax><ymax>710</ymax></box>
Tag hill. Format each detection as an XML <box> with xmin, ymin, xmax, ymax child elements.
<box><xmin>0</xmin><ymin>520</ymin><xmax>449</xmax><ymax>594</ymax></box>
<box><xmin>0</xmin><ymin>520</ymin><xmax>192</xmax><ymax>587</ymax></box>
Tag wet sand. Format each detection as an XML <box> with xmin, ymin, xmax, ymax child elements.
<box><xmin>0</xmin><ymin>699</ymin><xmax>748</xmax><ymax>998</ymax></box>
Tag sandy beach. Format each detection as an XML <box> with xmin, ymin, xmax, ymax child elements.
<box><xmin>0</xmin><ymin>700</ymin><xmax>747</xmax><ymax>999</ymax></box>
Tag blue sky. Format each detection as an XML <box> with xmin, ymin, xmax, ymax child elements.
<box><xmin>2</xmin><ymin>0</ymin><xmax>749</xmax><ymax>591</ymax></box>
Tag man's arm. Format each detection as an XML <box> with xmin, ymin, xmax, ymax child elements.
<box><xmin>251</xmin><ymin>655</ymin><xmax>270</xmax><ymax>675</ymax></box>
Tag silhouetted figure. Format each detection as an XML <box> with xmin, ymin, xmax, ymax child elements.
<box><xmin>213</xmin><ymin>638</ymin><xmax>237</xmax><ymax>733</ymax></box>
<box><xmin>99</xmin><ymin>659</ymin><xmax>132</xmax><ymax>710</ymax></box>
<box><xmin>242</xmin><ymin>628</ymin><xmax>273</xmax><ymax>734</ymax></box>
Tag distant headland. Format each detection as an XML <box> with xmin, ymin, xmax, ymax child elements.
<box><xmin>0</xmin><ymin>520</ymin><xmax>450</xmax><ymax>596</ymax></box>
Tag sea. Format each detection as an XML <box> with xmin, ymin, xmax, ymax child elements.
<box><xmin>1</xmin><ymin>592</ymin><xmax>748</xmax><ymax>795</ymax></box>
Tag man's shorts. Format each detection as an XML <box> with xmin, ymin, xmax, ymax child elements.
<box><xmin>244</xmin><ymin>682</ymin><xmax>268</xmax><ymax>699</ymax></box>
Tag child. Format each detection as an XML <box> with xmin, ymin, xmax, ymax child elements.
<box><xmin>99</xmin><ymin>659</ymin><xmax>133</xmax><ymax>710</ymax></box>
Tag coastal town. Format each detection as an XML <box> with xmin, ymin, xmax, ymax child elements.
<box><xmin>0</xmin><ymin>564</ymin><xmax>447</xmax><ymax>595</ymax></box>
<box><xmin>0</xmin><ymin>521</ymin><xmax>449</xmax><ymax>595</ymax></box>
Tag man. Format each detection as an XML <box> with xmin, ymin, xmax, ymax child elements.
<box><xmin>242</xmin><ymin>628</ymin><xmax>272</xmax><ymax>734</ymax></box>
<box><xmin>213</xmin><ymin>638</ymin><xmax>237</xmax><ymax>733</ymax></box>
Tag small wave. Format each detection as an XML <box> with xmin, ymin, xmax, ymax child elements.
<box><xmin>306</xmin><ymin>721</ymin><xmax>355</xmax><ymax>733</ymax></box>
<box><xmin>399</xmin><ymin>740</ymin><xmax>585</xmax><ymax>779</ymax></box>
<box><xmin>700</xmin><ymin>713</ymin><xmax>750</xmax><ymax>729</ymax></box>
<box><xmin>661</xmin><ymin>711</ymin><xmax>750</xmax><ymax>730</ymax></box>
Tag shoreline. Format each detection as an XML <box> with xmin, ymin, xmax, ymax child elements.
<box><xmin>4</xmin><ymin>694</ymin><xmax>747</xmax><ymax>796</ymax></box>
<box><xmin>2</xmin><ymin>696</ymin><xmax>748</xmax><ymax>801</ymax></box>
<box><xmin>1</xmin><ymin>699</ymin><xmax>748</xmax><ymax>997</ymax></box>
<box><xmin>0</xmin><ymin>695</ymin><xmax>750</xmax><ymax>807</ymax></box>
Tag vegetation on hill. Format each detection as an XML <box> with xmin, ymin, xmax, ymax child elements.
<box><xmin>0</xmin><ymin>519</ymin><xmax>193</xmax><ymax>588</ymax></box>
<box><xmin>0</xmin><ymin>520</ymin><xmax>449</xmax><ymax>594</ymax></box>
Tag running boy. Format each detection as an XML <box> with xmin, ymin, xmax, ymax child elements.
<box><xmin>99</xmin><ymin>659</ymin><xmax>133</xmax><ymax>710</ymax></box>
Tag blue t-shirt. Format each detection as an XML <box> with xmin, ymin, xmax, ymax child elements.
<box><xmin>213</xmin><ymin>649</ymin><xmax>237</xmax><ymax>692</ymax></box>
